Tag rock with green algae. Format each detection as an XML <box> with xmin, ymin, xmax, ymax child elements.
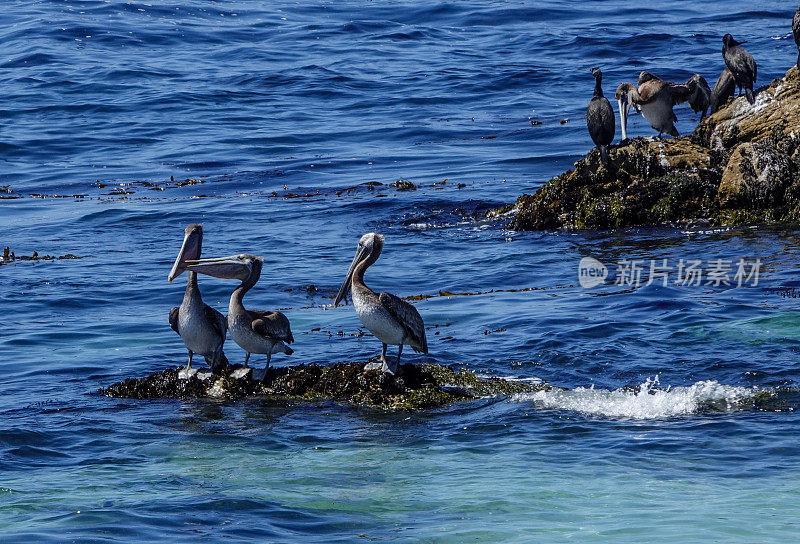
<box><xmin>100</xmin><ymin>361</ymin><xmax>551</xmax><ymax>410</ymax></box>
<box><xmin>511</xmin><ymin>66</ymin><xmax>800</xmax><ymax>230</ymax></box>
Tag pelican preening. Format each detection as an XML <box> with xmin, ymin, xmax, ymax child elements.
<box><xmin>722</xmin><ymin>34</ymin><xmax>757</xmax><ymax>104</ymax></box>
<box><xmin>167</xmin><ymin>224</ymin><xmax>228</xmax><ymax>375</ymax></box>
<box><xmin>586</xmin><ymin>67</ymin><xmax>615</xmax><ymax>165</ymax></box>
<box><xmin>334</xmin><ymin>233</ymin><xmax>428</xmax><ymax>375</ymax></box>
<box><xmin>185</xmin><ymin>254</ymin><xmax>294</xmax><ymax>375</ymax></box>
<box><xmin>615</xmin><ymin>72</ymin><xmax>695</xmax><ymax>139</ymax></box>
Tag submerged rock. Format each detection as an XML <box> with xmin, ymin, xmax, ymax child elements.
<box><xmin>100</xmin><ymin>361</ymin><xmax>551</xmax><ymax>410</ymax></box>
<box><xmin>512</xmin><ymin>66</ymin><xmax>800</xmax><ymax>230</ymax></box>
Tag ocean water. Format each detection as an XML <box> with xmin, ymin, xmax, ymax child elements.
<box><xmin>2</xmin><ymin>1</ymin><xmax>800</xmax><ymax>542</ymax></box>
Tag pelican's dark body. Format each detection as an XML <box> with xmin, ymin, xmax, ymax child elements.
<box><xmin>586</xmin><ymin>68</ymin><xmax>615</xmax><ymax>165</ymax></box>
<box><xmin>710</xmin><ymin>68</ymin><xmax>736</xmax><ymax>114</ymax></box>
<box><xmin>722</xmin><ymin>34</ymin><xmax>757</xmax><ymax>105</ymax></box>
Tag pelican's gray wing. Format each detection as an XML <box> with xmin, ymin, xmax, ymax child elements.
<box><xmin>204</xmin><ymin>304</ymin><xmax>227</xmax><ymax>340</ymax></box>
<box><xmin>379</xmin><ymin>292</ymin><xmax>428</xmax><ymax>353</ymax></box>
<box><xmin>169</xmin><ymin>306</ymin><xmax>180</xmax><ymax>334</ymax></box>
<box><xmin>249</xmin><ymin>310</ymin><xmax>294</xmax><ymax>343</ymax></box>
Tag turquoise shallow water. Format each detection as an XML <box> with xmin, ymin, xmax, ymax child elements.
<box><xmin>2</xmin><ymin>1</ymin><xmax>800</xmax><ymax>542</ymax></box>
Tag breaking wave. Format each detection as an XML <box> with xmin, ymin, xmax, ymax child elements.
<box><xmin>512</xmin><ymin>376</ymin><xmax>772</xmax><ymax>419</ymax></box>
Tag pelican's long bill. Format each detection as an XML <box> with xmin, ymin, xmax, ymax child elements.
<box><xmin>334</xmin><ymin>244</ymin><xmax>368</xmax><ymax>306</ymax></box>
<box><xmin>184</xmin><ymin>254</ymin><xmax>252</xmax><ymax>281</ymax></box>
<box><xmin>168</xmin><ymin>224</ymin><xmax>202</xmax><ymax>282</ymax></box>
<box><xmin>617</xmin><ymin>95</ymin><xmax>630</xmax><ymax>141</ymax></box>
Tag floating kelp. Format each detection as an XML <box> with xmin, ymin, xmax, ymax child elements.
<box><xmin>100</xmin><ymin>361</ymin><xmax>551</xmax><ymax>409</ymax></box>
<box><xmin>1</xmin><ymin>247</ymin><xmax>83</xmax><ymax>265</ymax></box>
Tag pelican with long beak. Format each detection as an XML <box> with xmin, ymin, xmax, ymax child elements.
<box><xmin>334</xmin><ymin>233</ymin><xmax>428</xmax><ymax>375</ymax></box>
<box><xmin>167</xmin><ymin>224</ymin><xmax>229</xmax><ymax>376</ymax></box>
<box><xmin>185</xmin><ymin>254</ymin><xmax>293</xmax><ymax>374</ymax></box>
<box><xmin>615</xmin><ymin>71</ymin><xmax>695</xmax><ymax>138</ymax></box>
<box><xmin>615</xmin><ymin>82</ymin><xmax>641</xmax><ymax>141</ymax></box>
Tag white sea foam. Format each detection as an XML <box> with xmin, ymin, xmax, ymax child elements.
<box><xmin>512</xmin><ymin>376</ymin><xmax>761</xmax><ymax>419</ymax></box>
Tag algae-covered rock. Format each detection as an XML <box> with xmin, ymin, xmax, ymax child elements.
<box><xmin>512</xmin><ymin>66</ymin><xmax>800</xmax><ymax>230</ymax></box>
<box><xmin>512</xmin><ymin>138</ymin><xmax>717</xmax><ymax>230</ymax></box>
<box><xmin>100</xmin><ymin>361</ymin><xmax>551</xmax><ymax>410</ymax></box>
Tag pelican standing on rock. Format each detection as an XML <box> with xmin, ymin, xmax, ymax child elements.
<box><xmin>586</xmin><ymin>67</ymin><xmax>615</xmax><ymax>164</ymax></box>
<box><xmin>334</xmin><ymin>233</ymin><xmax>428</xmax><ymax>375</ymax></box>
<box><xmin>184</xmin><ymin>254</ymin><xmax>294</xmax><ymax>376</ymax></box>
<box><xmin>167</xmin><ymin>224</ymin><xmax>229</xmax><ymax>376</ymax></box>
<box><xmin>615</xmin><ymin>71</ymin><xmax>694</xmax><ymax>138</ymax></box>
<box><xmin>722</xmin><ymin>34</ymin><xmax>757</xmax><ymax>104</ymax></box>
<box><xmin>710</xmin><ymin>68</ymin><xmax>736</xmax><ymax>114</ymax></box>
<box><xmin>793</xmin><ymin>6</ymin><xmax>800</xmax><ymax>69</ymax></box>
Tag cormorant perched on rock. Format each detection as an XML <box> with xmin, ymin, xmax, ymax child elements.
<box><xmin>793</xmin><ymin>6</ymin><xmax>800</xmax><ymax>68</ymax></box>
<box><xmin>686</xmin><ymin>74</ymin><xmax>711</xmax><ymax>119</ymax></box>
<box><xmin>586</xmin><ymin>67</ymin><xmax>615</xmax><ymax>164</ymax></box>
<box><xmin>722</xmin><ymin>34</ymin><xmax>757</xmax><ymax>104</ymax></box>
<box><xmin>710</xmin><ymin>68</ymin><xmax>736</xmax><ymax>114</ymax></box>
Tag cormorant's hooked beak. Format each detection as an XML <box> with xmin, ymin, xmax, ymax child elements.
<box><xmin>168</xmin><ymin>225</ymin><xmax>202</xmax><ymax>282</ymax></box>
<box><xmin>184</xmin><ymin>255</ymin><xmax>251</xmax><ymax>281</ymax></box>
<box><xmin>334</xmin><ymin>245</ymin><xmax>369</xmax><ymax>306</ymax></box>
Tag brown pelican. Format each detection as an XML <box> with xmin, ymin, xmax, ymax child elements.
<box><xmin>586</xmin><ymin>67</ymin><xmax>615</xmax><ymax>164</ymax></box>
<box><xmin>722</xmin><ymin>34</ymin><xmax>757</xmax><ymax>104</ymax></box>
<box><xmin>615</xmin><ymin>72</ymin><xmax>694</xmax><ymax>138</ymax></box>
<box><xmin>334</xmin><ymin>233</ymin><xmax>427</xmax><ymax>375</ymax></box>
<box><xmin>184</xmin><ymin>254</ymin><xmax>294</xmax><ymax>374</ymax></box>
<box><xmin>710</xmin><ymin>68</ymin><xmax>736</xmax><ymax>114</ymax></box>
<box><xmin>794</xmin><ymin>6</ymin><xmax>800</xmax><ymax>68</ymax></box>
<box><xmin>167</xmin><ymin>224</ymin><xmax>228</xmax><ymax>375</ymax></box>
<box><xmin>686</xmin><ymin>74</ymin><xmax>711</xmax><ymax>119</ymax></box>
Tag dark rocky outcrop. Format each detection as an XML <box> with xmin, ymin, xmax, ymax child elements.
<box><xmin>512</xmin><ymin>66</ymin><xmax>800</xmax><ymax>230</ymax></box>
<box><xmin>100</xmin><ymin>361</ymin><xmax>551</xmax><ymax>410</ymax></box>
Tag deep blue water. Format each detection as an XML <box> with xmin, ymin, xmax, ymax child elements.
<box><xmin>2</xmin><ymin>1</ymin><xmax>800</xmax><ymax>542</ymax></box>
